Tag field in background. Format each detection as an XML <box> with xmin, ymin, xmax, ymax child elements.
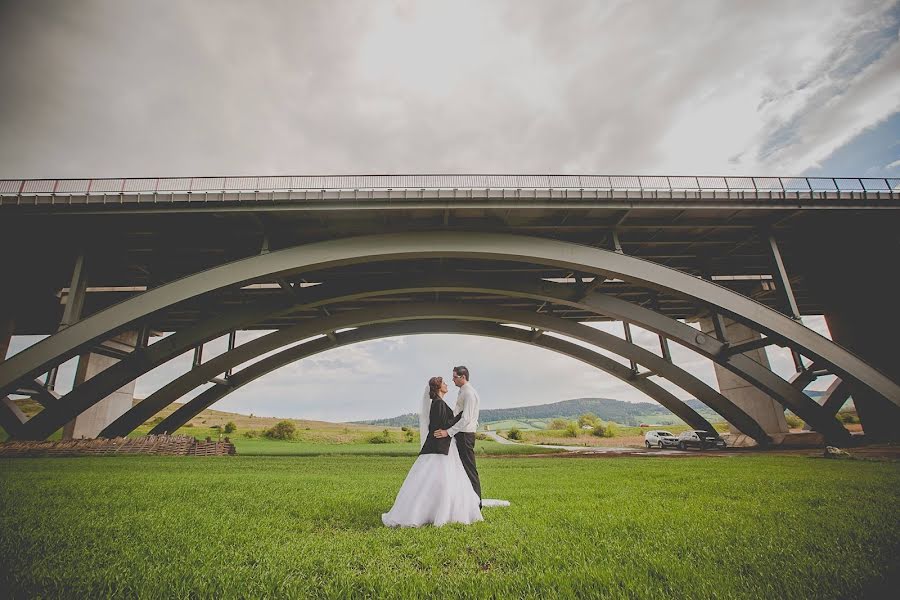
<box><xmin>504</xmin><ymin>422</ymin><xmax>732</xmax><ymax>447</ymax></box>
<box><xmin>1</xmin><ymin>454</ymin><xmax>897</xmax><ymax>598</ymax></box>
<box><xmin>0</xmin><ymin>400</ymin><xmax>557</xmax><ymax>456</ymax></box>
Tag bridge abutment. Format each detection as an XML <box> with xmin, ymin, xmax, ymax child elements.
<box><xmin>62</xmin><ymin>330</ymin><xmax>138</xmax><ymax>440</ymax></box>
<box><xmin>699</xmin><ymin>316</ymin><xmax>792</xmax><ymax>446</ymax></box>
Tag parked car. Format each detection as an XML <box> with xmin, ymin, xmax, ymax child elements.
<box><xmin>644</xmin><ymin>430</ymin><xmax>679</xmax><ymax>448</ymax></box>
<box><xmin>677</xmin><ymin>430</ymin><xmax>727</xmax><ymax>450</ymax></box>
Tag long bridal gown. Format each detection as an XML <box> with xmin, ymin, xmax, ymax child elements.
<box><xmin>382</xmin><ymin>397</ymin><xmax>483</xmax><ymax>528</ymax></box>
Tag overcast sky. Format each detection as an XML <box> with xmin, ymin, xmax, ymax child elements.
<box><xmin>2</xmin><ymin>1</ymin><xmax>898</xmax><ymax>421</ymax></box>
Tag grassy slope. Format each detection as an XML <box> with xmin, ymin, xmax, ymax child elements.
<box><xmin>1</xmin><ymin>454</ymin><xmax>897</xmax><ymax>599</ymax></box>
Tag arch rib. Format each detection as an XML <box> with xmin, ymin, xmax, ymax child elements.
<box><xmin>13</xmin><ymin>273</ymin><xmax>850</xmax><ymax>440</ymax></box>
<box><xmin>1</xmin><ymin>233</ymin><xmax>895</xmax><ymax>413</ymax></box>
<box><xmin>147</xmin><ymin>320</ymin><xmax>719</xmax><ymax>436</ymax></box>
<box><xmin>96</xmin><ymin>303</ymin><xmax>772</xmax><ymax>442</ymax></box>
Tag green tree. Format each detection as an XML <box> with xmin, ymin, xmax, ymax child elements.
<box><xmin>562</xmin><ymin>422</ymin><xmax>579</xmax><ymax>438</ymax></box>
<box><xmin>577</xmin><ymin>413</ymin><xmax>599</xmax><ymax>428</ymax></box>
<box><xmin>549</xmin><ymin>418</ymin><xmax>569</xmax><ymax>430</ymax></box>
<box><xmin>507</xmin><ymin>428</ymin><xmax>523</xmax><ymax>441</ymax></box>
<box><xmin>264</xmin><ymin>420</ymin><xmax>296</xmax><ymax>440</ymax></box>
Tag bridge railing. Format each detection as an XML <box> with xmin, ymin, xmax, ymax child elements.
<box><xmin>1</xmin><ymin>175</ymin><xmax>899</xmax><ymax>195</ymax></box>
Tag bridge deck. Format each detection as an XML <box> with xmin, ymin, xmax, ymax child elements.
<box><xmin>2</xmin><ymin>175</ymin><xmax>898</xmax><ymax>336</ymax></box>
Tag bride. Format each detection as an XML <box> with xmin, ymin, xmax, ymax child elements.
<box><xmin>381</xmin><ymin>376</ymin><xmax>484</xmax><ymax>527</ymax></box>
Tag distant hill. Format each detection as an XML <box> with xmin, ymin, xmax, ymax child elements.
<box><xmin>356</xmin><ymin>397</ymin><xmax>696</xmax><ymax>428</ymax></box>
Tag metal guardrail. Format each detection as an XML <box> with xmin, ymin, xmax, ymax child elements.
<box><xmin>1</xmin><ymin>175</ymin><xmax>899</xmax><ymax>195</ymax></box>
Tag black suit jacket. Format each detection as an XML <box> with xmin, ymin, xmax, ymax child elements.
<box><xmin>419</xmin><ymin>398</ymin><xmax>462</xmax><ymax>455</ymax></box>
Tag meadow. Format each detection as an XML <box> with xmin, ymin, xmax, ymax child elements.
<box><xmin>1</xmin><ymin>453</ymin><xmax>898</xmax><ymax>598</ymax></box>
<box><xmin>509</xmin><ymin>422</ymin><xmax>732</xmax><ymax>448</ymax></box>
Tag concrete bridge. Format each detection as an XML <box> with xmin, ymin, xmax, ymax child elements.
<box><xmin>1</xmin><ymin>174</ymin><xmax>898</xmax><ymax>444</ymax></box>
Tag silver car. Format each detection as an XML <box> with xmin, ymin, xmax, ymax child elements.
<box><xmin>644</xmin><ymin>430</ymin><xmax>679</xmax><ymax>448</ymax></box>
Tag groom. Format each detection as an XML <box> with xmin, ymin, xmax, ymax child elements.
<box><xmin>434</xmin><ymin>365</ymin><xmax>481</xmax><ymax>506</ymax></box>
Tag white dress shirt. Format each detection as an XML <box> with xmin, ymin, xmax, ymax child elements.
<box><xmin>446</xmin><ymin>382</ymin><xmax>480</xmax><ymax>437</ymax></box>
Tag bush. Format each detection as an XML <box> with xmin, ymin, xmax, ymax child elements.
<box><xmin>403</xmin><ymin>428</ymin><xmax>415</xmax><ymax>443</ymax></box>
<box><xmin>369</xmin><ymin>429</ymin><xmax>396</xmax><ymax>444</ymax></box>
<box><xmin>243</xmin><ymin>430</ymin><xmax>259</xmax><ymax>438</ymax></box>
<box><xmin>223</xmin><ymin>421</ymin><xmax>237</xmax><ymax>434</ymax></box>
<box><xmin>837</xmin><ymin>412</ymin><xmax>859</xmax><ymax>424</ymax></box>
<box><xmin>475</xmin><ymin>432</ymin><xmax>489</xmax><ymax>441</ymax></box>
<box><xmin>784</xmin><ymin>414</ymin><xmax>803</xmax><ymax>429</ymax></box>
<box><xmin>549</xmin><ymin>418</ymin><xmax>569</xmax><ymax>430</ymax></box>
<box><xmin>506</xmin><ymin>428</ymin><xmax>523</xmax><ymax>441</ymax></box>
<box><xmin>183</xmin><ymin>423</ymin><xmax>193</xmax><ymax>428</ymax></box>
<box><xmin>264</xmin><ymin>420</ymin><xmax>297</xmax><ymax>440</ymax></box>
<box><xmin>562</xmin><ymin>422</ymin><xmax>579</xmax><ymax>438</ymax></box>
<box><xmin>577</xmin><ymin>413</ymin><xmax>600</xmax><ymax>428</ymax></box>
<box><xmin>592</xmin><ymin>421</ymin><xmax>616</xmax><ymax>438</ymax></box>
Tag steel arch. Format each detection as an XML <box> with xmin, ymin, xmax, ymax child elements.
<box><xmin>11</xmin><ymin>273</ymin><xmax>851</xmax><ymax>441</ymax></box>
<box><xmin>99</xmin><ymin>307</ymin><xmax>751</xmax><ymax>440</ymax></box>
<box><xmin>23</xmin><ymin>302</ymin><xmax>764</xmax><ymax>441</ymax></box>
<box><xmin>1</xmin><ymin>232</ymin><xmax>895</xmax><ymax>410</ymax></box>
<box><xmin>146</xmin><ymin>320</ymin><xmax>719</xmax><ymax>436</ymax></box>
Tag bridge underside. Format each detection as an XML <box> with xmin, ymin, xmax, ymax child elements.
<box><xmin>1</xmin><ymin>179</ymin><xmax>899</xmax><ymax>443</ymax></box>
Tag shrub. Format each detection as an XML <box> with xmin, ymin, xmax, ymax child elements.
<box><xmin>183</xmin><ymin>423</ymin><xmax>194</xmax><ymax>428</ymax></box>
<box><xmin>562</xmin><ymin>422</ymin><xmax>579</xmax><ymax>438</ymax></box>
<box><xmin>549</xmin><ymin>418</ymin><xmax>569</xmax><ymax>430</ymax></box>
<box><xmin>506</xmin><ymin>428</ymin><xmax>523</xmax><ymax>441</ymax></box>
<box><xmin>224</xmin><ymin>421</ymin><xmax>236</xmax><ymax>434</ymax></box>
<box><xmin>404</xmin><ymin>429</ymin><xmax>415</xmax><ymax>443</ymax></box>
<box><xmin>837</xmin><ymin>412</ymin><xmax>859</xmax><ymax>424</ymax></box>
<box><xmin>264</xmin><ymin>420</ymin><xmax>297</xmax><ymax>440</ymax></box>
<box><xmin>369</xmin><ymin>429</ymin><xmax>396</xmax><ymax>444</ymax></box>
<box><xmin>577</xmin><ymin>413</ymin><xmax>600</xmax><ymax>428</ymax></box>
<box><xmin>243</xmin><ymin>430</ymin><xmax>259</xmax><ymax>438</ymax></box>
<box><xmin>475</xmin><ymin>432</ymin><xmax>489</xmax><ymax>441</ymax></box>
<box><xmin>592</xmin><ymin>421</ymin><xmax>616</xmax><ymax>438</ymax></box>
<box><xmin>784</xmin><ymin>414</ymin><xmax>803</xmax><ymax>429</ymax></box>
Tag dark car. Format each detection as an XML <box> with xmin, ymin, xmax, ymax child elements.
<box><xmin>677</xmin><ymin>430</ymin><xmax>727</xmax><ymax>450</ymax></box>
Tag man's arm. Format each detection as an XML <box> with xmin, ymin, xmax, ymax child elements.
<box><xmin>445</xmin><ymin>388</ymin><xmax>474</xmax><ymax>437</ymax></box>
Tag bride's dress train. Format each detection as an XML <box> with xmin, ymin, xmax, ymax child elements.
<box><xmin>382</xmin><ymin>437</ymin><xmax>483</xmax><ymax>528</ymax></box>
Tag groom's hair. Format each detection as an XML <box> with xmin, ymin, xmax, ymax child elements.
<box><xmin>453</xmin><ymin>365</ymin><xmax>469</xmax><ymax>381</ymax></box>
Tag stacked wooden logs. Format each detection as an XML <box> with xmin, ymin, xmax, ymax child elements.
<box><xmin>0</xmin><ymin>434</ymin><xmax>236</xmax><ymax>457</ymax></box>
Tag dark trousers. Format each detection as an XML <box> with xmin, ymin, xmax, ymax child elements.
<box><xmin>454</xmin><ymin>432</ymin><xmax>481</xmax><ymax>503</ymax></box>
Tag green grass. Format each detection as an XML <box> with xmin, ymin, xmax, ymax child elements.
<box><xmin>1</xmin><ymin>454</ymin><xmax>897</xmax><ymax>598</ymax></box>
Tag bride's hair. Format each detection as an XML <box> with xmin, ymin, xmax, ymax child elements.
<box><xmin>428</xmin><ymin>376</ymin><xmax>444</xmax><ymax>401</ymax></box>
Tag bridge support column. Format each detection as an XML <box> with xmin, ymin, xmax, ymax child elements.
<box><xmin>699</xmin><ymin>316</ymin><xmax>791</xmax><ymax>446</ymax></box>
<box><xmin>795</xmin><ymin>228</ymin><xmax>900</xmax><ymax>443</ymax></box>
<box><xmin>62</xmin><ymin>330</ymin><xmax>138</xmax><ymax>440</ymax></box>
<box><xmin>824</xmin><ymin>311</ymin><xmax>900</xmax><ymax>442</ymax></box>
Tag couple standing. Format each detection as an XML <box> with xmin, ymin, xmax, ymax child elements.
<box><xmin>382</xmin><ymin>366</ymin><xmax>490</xmax><ymax>527</ymax></box>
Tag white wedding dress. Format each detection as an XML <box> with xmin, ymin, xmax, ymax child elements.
<box><xmin>381</xmin><ymin>435</ymin><xmax>484</xmax><ymax>528</ymax></box>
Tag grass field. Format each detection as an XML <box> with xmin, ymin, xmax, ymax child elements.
<box><xmin>505</xmin><ymin>422</ymin><xmax>732</xmax><ymax>448</ymax></box>
<box><xmin>1</xmin><ymin>454</ymin><xmax>897</xmax><ymax>598</ymax></box>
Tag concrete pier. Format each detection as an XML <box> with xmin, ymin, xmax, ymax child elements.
<box><xmin>699</xmin><ymin>316</ymin><xmax>791</xmax><ymax>446</ymax></box>
<box><xmin>62</xmin><ymin>330</ymin><xmax>138</xmax><ymax>440</ymax></box>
